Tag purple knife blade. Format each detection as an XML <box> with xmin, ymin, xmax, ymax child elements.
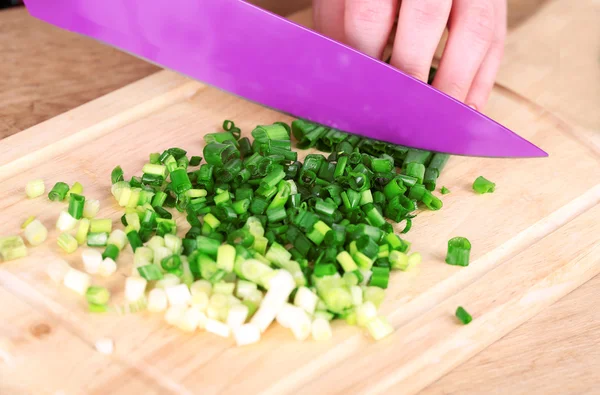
<box><xmin>24</xmin><ymin>0</ymin><xmax>546</xmax><ymax>158</ymax></box>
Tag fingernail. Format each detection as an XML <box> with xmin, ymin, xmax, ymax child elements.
<box><xmin>468</xmin><ymin>104</ymin><xmax>477</xmax><ymax>111</ymax></box>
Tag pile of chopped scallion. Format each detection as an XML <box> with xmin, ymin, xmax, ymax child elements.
<box><xmin>3</xmin><ymin>117</ymin><xmax>479</xmax><ymax>346</ymax></box>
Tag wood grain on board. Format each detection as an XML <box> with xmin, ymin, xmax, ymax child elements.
<box><xmin>0</xmin><ymin>287</ymin><xmax>161</xmax><ymax>395</ymax></box>
<box><xmin>1</xmin><ymin>1</ymin><xmax>599</xmax><ymax>394</ymax></box>
<box><xmin>0</xmin><ymin>64</ymin><xmax>599</xmax><ymax>393</ymax></box>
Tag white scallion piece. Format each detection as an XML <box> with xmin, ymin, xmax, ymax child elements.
<box><xmin>46</xmin><ymin>259</ymin><xmax>71</xmax><ymax>283</ymax></box>
<box><xmin>81</xmin><ymin>249</ymin><xmax>103</xmax><ymax>275</ymax></box>
<box><xmin>176</xmin><ymin>307</ymin><xmax>205</xmax><ymax>332</ymax></box>
<box><xmin>23</xmin><ymin>219</ymin><xmax>48</xmax><ymax>246</ymax></box>
<box><xmin>356</xmin><ymin>301</ymin><xmax>378</xmax><ymax>327</ymax></box>
<box><xmin>56</xmin><ymin>211</ymin><xmax>78</xmax><ymax>232</ymax></box>
<box><xmin>147</xmin><ymin>288</ymin><xmax>168</xmax><ymax>313</ymax></box>
<box><xmin>366</xmin><ymin>316</ymin><xmax>394</xmax><ymax>340</ymax></box>
<box><xmin>147</xmin><ymin>236</ymin><xmax>165</xmax><ymax>251</ymax></box>
<box><xmin>155</xmin><ymin>273</ymin><xmax>181</xmax><ymax>289</ymax></box>
<box><xmin>227</xmin><ymin>295</ymin><xmax>242</xmax><ymax>306</ymax></box>
<box><xmin>235</xmin><ymin>280</ymin><xmax>257</xmax><ymax>300</ymax></box>
<box><xmin>133</xmin><ymin>246</ymin><xmax>153</xmax><ymax>268</ymax></box>
<box><xmin>226</xmin><ymin>304</ymin><xmax>249</xmax><ymax>329</ymax></box>
<box><xmin>233</xmin><ymin>323</ymin><xmax>261</xmax><ymax>346</ymax></box>
<box><xmin>293</xmin><ymin>286</ymin><xmax>318</xmax><ymax>315</ymax></box>
<box><xmin>153</xmin><ymin>246</ymin><xmax>171</xmax><ymax>266</ymax></box>
<box><xmin>62</xmin><ymin>268</ymin><xmax>91</xmax><ymax>295</ymax></box>
<box><xmin>190</xmin><ymin>291</ymin><xmax>210</xmax><ymax>311</ymax></box>
<box><xmin>276</xmin><ymin>303</ymin><xmax>302</xmax><ymax>329</ymax></box>
<box><xmin>107</xmin><ymin>229</ymin><xmax>128</xmax><ymax>250</ymax></box>
<box><xmin>205</xmin><ymin>319</ymin><xmax>231</xmax><ymax>338</ymax></box>
<box><xmin>350</xmin><ymin>285</ymin><xmax>363</xmax><ymax>306</ymax></box>
<box><xmin>190</xmin><ymin>280</ymin><xmax>212</xmax><ymax>297</ymax></box>
<box><xmin>25</xmin><ymin>179</ymin><xmax>45</xmax><ymax>198</ymax></box>
<box><xmin>289</xmin><ymin>308</ymin><xmax>312</xmax><ymax>341</ymax></box>
<box><xmin>124</xmin><ymin>277</ymin><xmax>147</xmax><ymax>303</ymax></box>
<box><xmin>311</xmin><ymin>318</ymin><xmax>333</xmax><ymax>341</ymax></box>
<box><xmin>95</xmin><ymin>338</ymin><xmax>114</xmax><ymax>355</ymax></box>
<box><xmin>164</xmin><ymin>234</ymin><xmax>182</xmax><ymax>254</ymax></box>
<box><xmin>164</xmin><ymin>305</ymin><xmax>186</xmax><ymax>326</ymax></box>
<box><xmin>165</xmin><ymin>284</ymin><xmax>191</xmax><ymax>306</ymax></box>
<box><xmin>359</xmin><ymin>269</ymin><xmax>372</xmax><ymax>286</ymax></box>
<box><xmin>98</xmin><ymin>257</ymin><xmax>117</xmax><ymax>277</ymax></box>
<box><xmin>82</xmin><ymin>199</ymin><xmax>100</xmax><ymax>219</ymax></box>
<box><xmin>250</xmin><ymin>270</ymin><xmax>295</xmax><ymax>333</ymax></box>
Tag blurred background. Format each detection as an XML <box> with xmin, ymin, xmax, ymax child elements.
<box><xmin>0</xmin><ymin>0</ymin><xmax>595</xmax><ymax>140</ymax></box>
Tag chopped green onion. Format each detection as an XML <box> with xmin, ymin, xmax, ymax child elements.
<box><xmin>48</xmin><ymin>182</ymin><xmax>70</xmax><ymax>201</ymax></box>
<box><xmin>170</xmin><ymin>168</ymin><xmax>192</xmax><ymax>194</ymax></box>
<box><xmin>107</xmin><ymin>229</ymin><xmax>128</xmax><ymax>250</ymax></box>
<box><xmin>149</xmin><ymin>152</ymin><xmax>161</xmax><ymax>164</ymax></box>
<box><xmin>441</xmin><ymin>186</ymin><xmax>450</xmax><ymax>195</ymax></box>
<box><xmin>196</xmin><ymin>236</ymin><xmax>220</xmax><ymax>258</ymax></box>
<box><xmin>75</xmin><ymin>218</ymin><xmax>90</xmax><ymax>245</ymax></box>
<box><xmin>21</xmin><ymin>215</ymin><xmax>36</xmax><ymax>229</ymax></box>
<box><xmin>90</xmin><ymin>219</ymin><xmax>112</xmax><ymax>234</ymax></box>
<box><xmin>25</xmin><ymin>179</ymin><xmax>45</xmax><ymax>198</ymax></box>
<box><xmin>86</xmin><ymin>286</ymin><xmax>110</xmax><ymax>305</ymax></box>
<box><xmin>161</xmin><ymin>254</ymin><xmax>182</xmax><ymax>273</ymax></box>
<box><xmin>126</xmin><ymin>229</ymin><xmax>143</xmax><ymax>252</ymax></box>
<box><xmin>389</xmin><ymin>250</ymin><xmax>408</xmax><ymax>270</ymax></box>
<box><xmin>455</xmin><ymin>306</ymin><xmax>472</xmax><ymax>324</ymax></box>
<box><xmin>190</xmin><ymin>156</ymin><xmax>202</xmax><ymax>166</ymax></box>
<box><xmin>336</xmin><ymin>251</ymin><xmax>358</xmax><ymax>272</ymax></box>
<box><xmin>87</xmin><ymin>232</ymin><xmax>109</xmax><ymax>247</ymax></box>
<box><xmin>24</xmin><ymin>219</ymin><xmax>48</xmax><ymax>246</ymax></box>
<box><xmin>0</xmin><ymin>236</ymin><xmax>27</xmax><ymax>261</ymax></box>
<box><xmin>405</xmin><ymin>162</ymin><xmax>425</xmax><ymax>184</ymax></box>
<box><xmin>306</xmin><ymin>220</ymin><xmax>331</xmax><ymax>246</ymax></box>
<box><xmin>446</xmin><ymin>237</ymin><xmax>471</xmax><ymax>266</ymax></box>
<box><xmin>473</xmin><ymin>176</ymin><xmax>495</xmax><ymax>194</ymax></box>
<box><xmin>67</xmin><ymin>181</ymin><xmax>84</xmax><ymax>198</ymax></box>
<box><xmin>111</xmin><ymin>166</ymin><xmax>124</xmax><ymax>184</ymax></box>
<box><xmin>216</xmin><ymin>244</ymin><xmax>236</xmax><ymax>272</ymax></box>
<box><xmin>56</xmin><ymin>211</ymin><xmax>77</xmax><ymax>232</ymax></box>
<box><xmin>142</xmin><ymin>163</ymin><xmax>167</xmax><ymax>178</ymax></box>
<box><xmin>138</xmin><ymin>264</ymin><xmax>163</xmax><ymax>281</ymax></box>
<box><xmin>83</xmin><ymin>199</ymin><xmax>100</xmax><ymax>219</ymax></box>
<box><xmin>68</xmin><ymin>193</ymin><xmax>85</xmax><ymax>220</ymax></box>
<box><xmin>58</xmin><ymin>233</ymin><xmax>78</xmax><ymax>254</ymax></box>
<box><xmin>366</xmin><ymin>316</ymin><xmax>394</xmax><ymax>340</ymax></box>
<box><xmin>369</xmin><ymin>266</ymin><xmax>390</xmax><ymax>289</ymax></box>
<box><xmin>102</xmin><ymin>244</ymin><xmax>120</xmax><ymax>261</ymax></box>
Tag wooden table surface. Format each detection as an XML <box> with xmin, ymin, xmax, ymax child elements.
<box><xmin>1</xmin><ymin>1</ymin><xmax>598</xmax><ymax>393</ymax></box>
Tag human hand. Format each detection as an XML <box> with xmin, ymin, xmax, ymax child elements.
<box><xmin>313</xmin><ymin>0</ymin><xmax>506</xmax><ymax>110</ymax></box>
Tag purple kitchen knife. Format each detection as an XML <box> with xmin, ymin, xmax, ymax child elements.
<box><xmin>24</xmin><ymin>0</ymin><xmax>546</xmax><ymax>158</ymax></box>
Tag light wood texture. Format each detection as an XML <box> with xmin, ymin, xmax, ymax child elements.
<box><xmin>0</xmin><ymin>7</ymin><xmax>159</xmax><ymax>139</ymax></box>
<box><xmin>1</xmin><ymin>2</ymin><xmax>599</xmax><ymax>394</ymax></box>
<box><xmin>1</xmin><ymin>46</ymin><xmax>600</xmax><ymax>395</ymax></box>
<box><xmin>0</xmin><ymin>287</ymin><xmax>161</xmax><ymax>395</ymax></box>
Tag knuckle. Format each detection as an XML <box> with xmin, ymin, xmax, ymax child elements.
<box><xmin>398</xmin><ymin>62</ymin><xmax>429</xmax><ymax>81</ymax></box>
<box><xmin>444</xmin><ymin>79</ymin><xmax>467</xmax><ymax>99</ymax></box>
<box><xmin>411</xmin><ymin>0</ymin><xmax>451</xmax><ymax>23</ymax></box>
<box><xmin>464</xmin><ymin>1</ymin><xmax>496</xmax><ymax>43</ymax></box>
<box><xmin>349</xmin><ymin>0</ymin><xmax>393</xmax><ymax>25</ymax></box>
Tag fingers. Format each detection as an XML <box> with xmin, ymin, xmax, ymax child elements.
<box><xmin>464</xmin><ymin>0</ymin><xmax>506</xmax><ymax>110</ymax></box>
<box><xmin>344</xmin><ymin>0</ymin><xmax>399</xmax><ymax>58</ymax></box>
<box><xmin>313</xmin><ymin>0</ymin><xmax>346</xmax><ymax>43</ymax></box>
<box><xmin>433</xmin><ymin>0</ymin><xmax>496</xmax><ymax>102</ymax></box>
<box><xmin>390</xmin><ymin>0</ymin><xmax>452</xmax><ymax>82</ymax></box>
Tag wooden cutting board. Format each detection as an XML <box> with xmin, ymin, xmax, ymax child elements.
<box><xmin>1</xmin><ymin>9</ymin><xmax>599</xmax><ymax>395</ymax></box>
